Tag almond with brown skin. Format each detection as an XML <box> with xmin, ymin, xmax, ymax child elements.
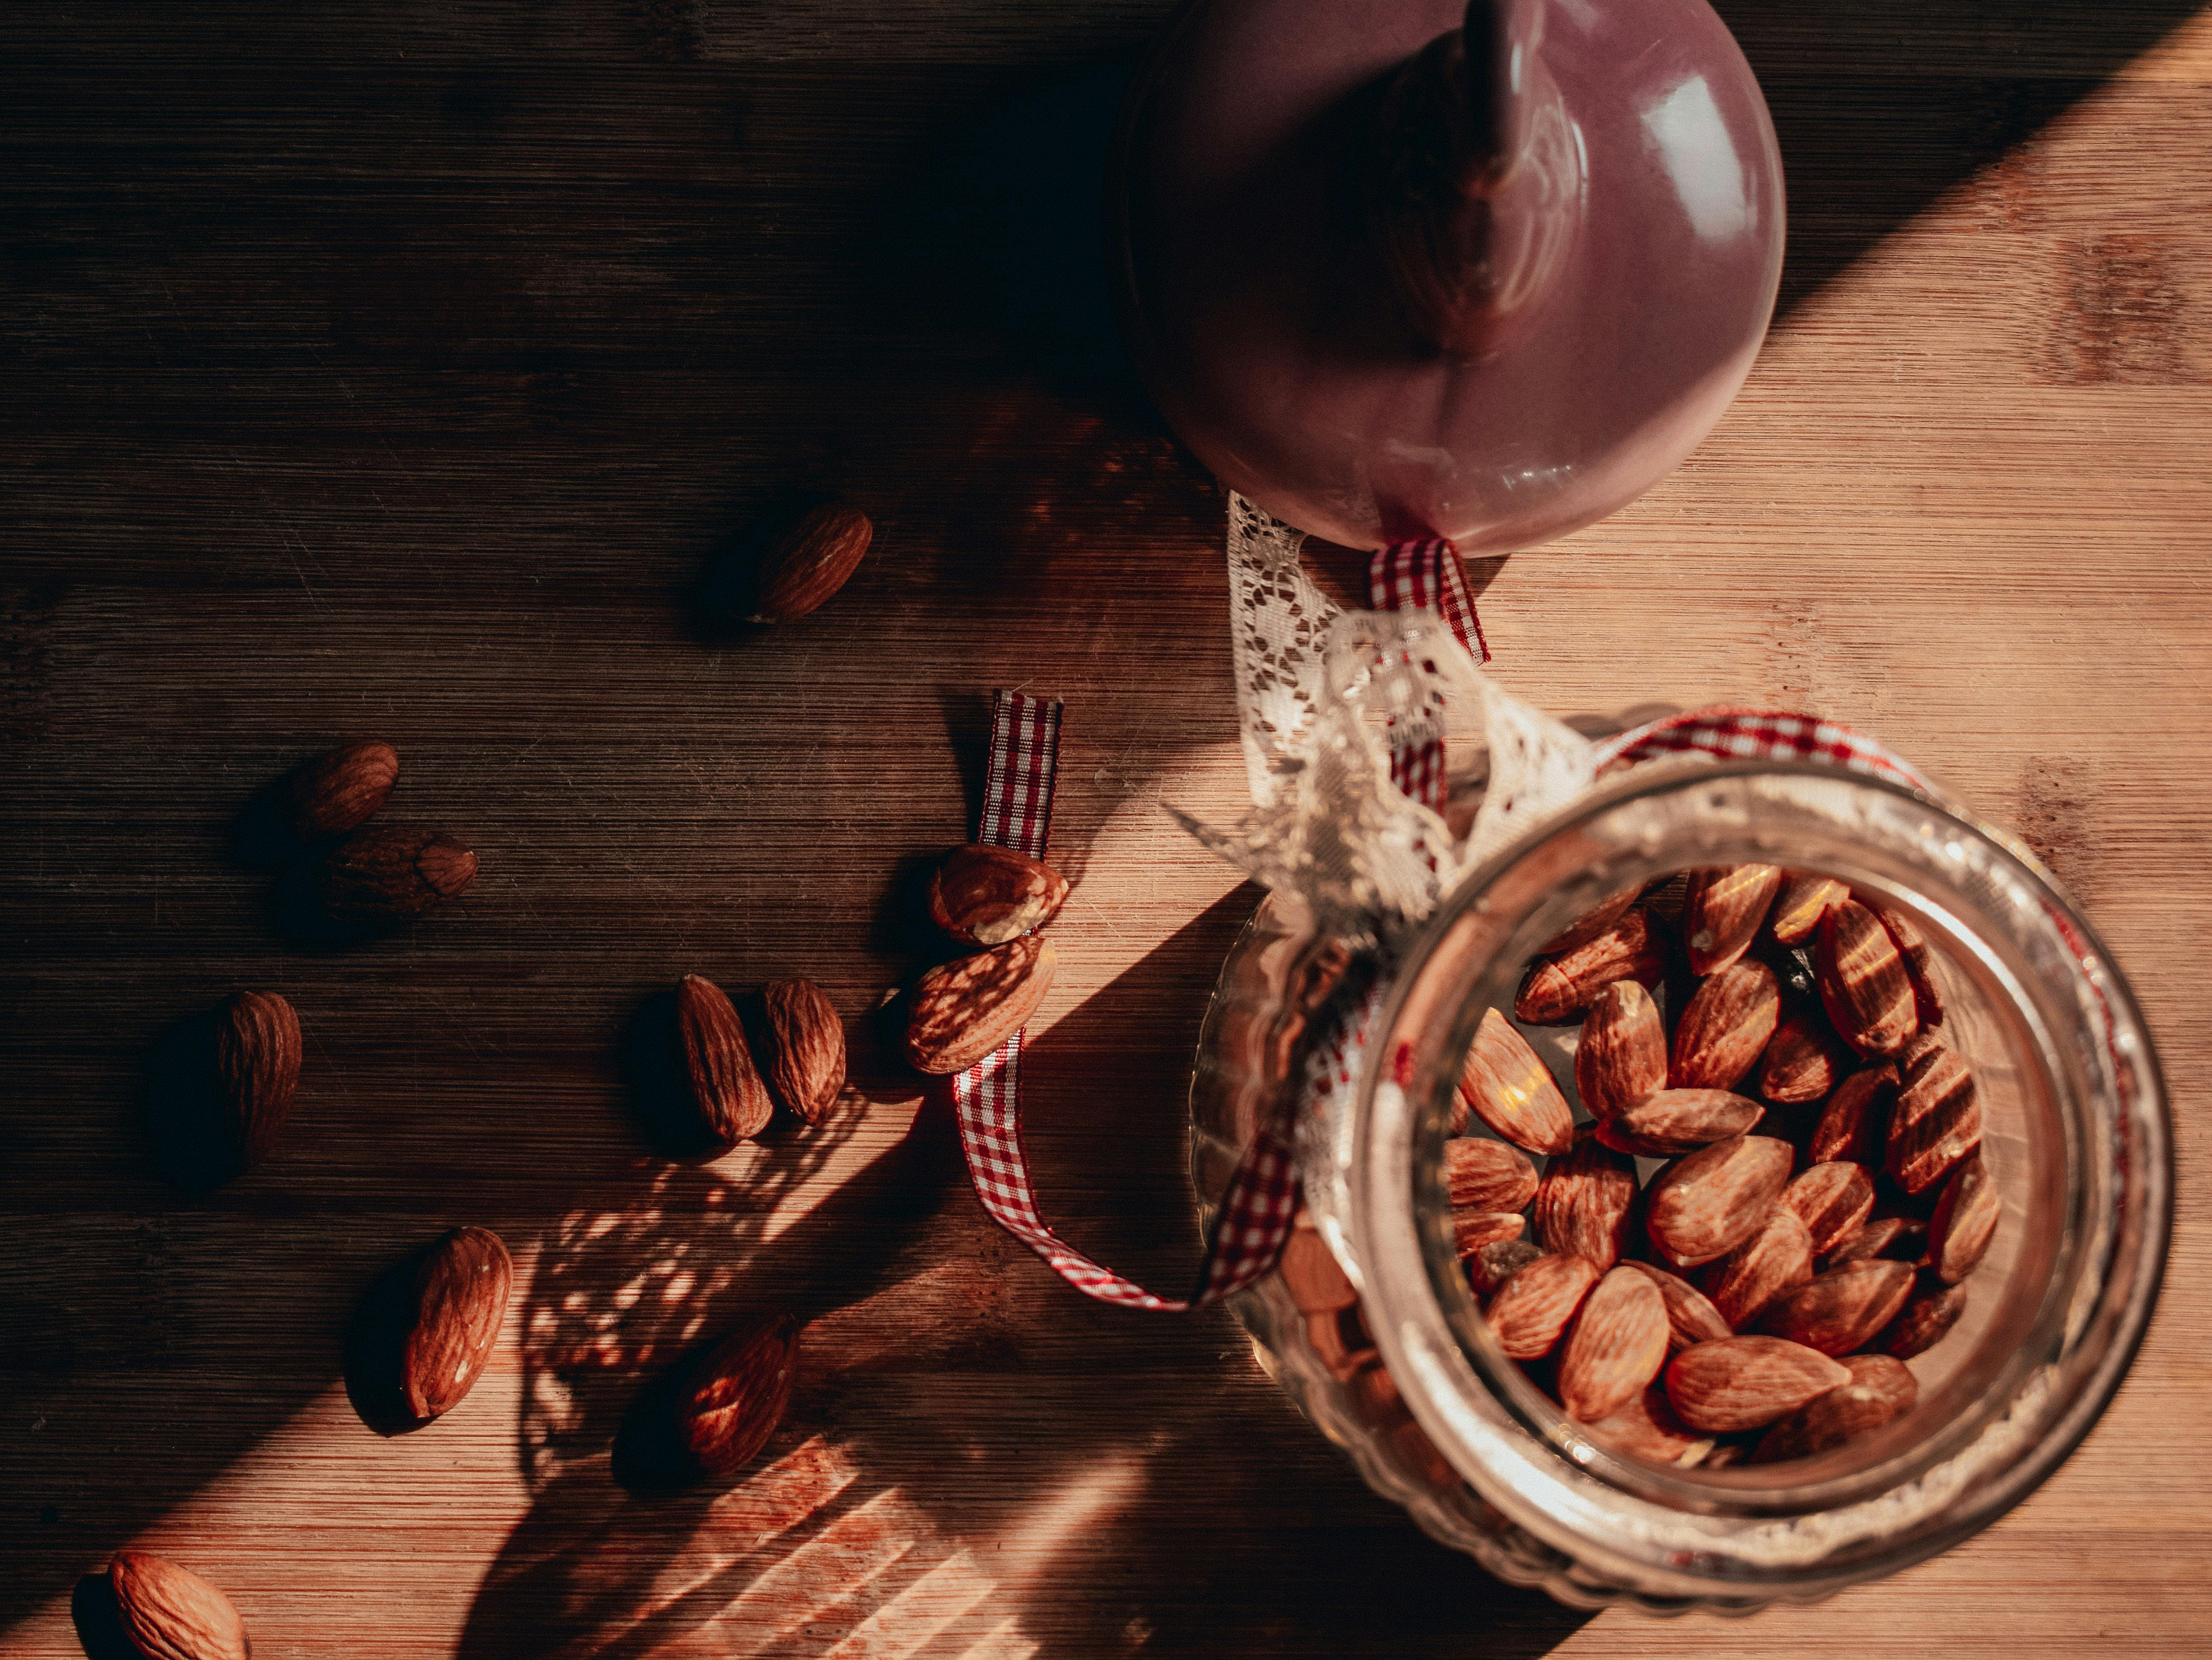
<box><xmin>1558</xmin><ymin>1266</ymin><xmax>1671</xmax><ymax>1422</ymax></box>
<box><xmin>1467</xmin><ymin>1237</ymin><xmax>1544</xmax><ymax>1296</ymax></box>
<box><xmin>1769</xmin><ymin>871</ymin><xmax>1848</xmax><ymax>946</ymax></box>
<box><xmin>1664</xmin><ymin>1336</ymin><xmax>1852</xmax><ymax>1434</ymax></box>
<box><xmin>1887</xmin><ymin>1038</ymin><xmax>1982</xmax><ymax>1194</ymax></box>
<box><xmin>1877</xmin><ymin>905</ymin><xmax>1946</xmax><ymax>1028</ymax></box>
<box><xmin>1757</xmin><ymin>1258</ymin><xmax>1916</xmax><ymax>1356</ymax></box>
<box><xmin>1620</xmin><ymin>1261</ymin><xmax>1733</xmax><ymax>1351</ymax></box>
<box><xmin>1486</xmin><ymin>1253</ymin><xmax>1601</xmax><ymax>1360</ymax></box>
<box><xmin>1444</xmin><ymin>1136</ymin><xmax>1539</xmax><ymax>1213</ymax></box>
<box><xmin>289</xmin><ymin>738</ymin><xmax>398</xmax><ymax>839</ymax></box>
<box><xmin>1514</xmin><ymin>907</ymin><xmax>1667</xmax><ymax>1025</ymax></box>
<box><xmin>1280</xmin><ymin>1229</ymin><xmax>1357</xmax><ymax>1312</ymax></box>
<box><xmin>1645</xmin><ymin>1135</ymin><xmax>1795</xmax><ymax>1268</ymax></box>
<box><xmin>1809</xmin><ymin>1062</ymin><xmax>1897</xmax><ymax>1166</ymax></box>
<box><xmin>1682</xmin><ymin>864</ymin><xmax>1783</xmax><ymax>976</ymax></box>
<box><xmin>1670</xmin><ymin>959</ymin><xmax>1781</xmax><ymax>1091</ymax></box>
<box><xmin>744</xmin><ymin>502</ymin><xmax>872</xmax><ymax>624</ymax></box>
<box><xmin>905</xmin><ymin>934</ymin><xmax>1057</xmax><ymax>1075</ymax></box>
<box><xmin>1584</xmin><ymin>1383</ymin><xmax>1717</xmax><ymax>1467</ymax></box>
<box><xmin>1757</xmin><ymin>1010</ymin><xmax>1848</xmax><ymax>1105</ymax></box>
<box><xmin>1927</xmin><ymin>1152</ymin><xmax>1999</xmax><ymax>1283</ymax></box>
<box><xmin>1452</xmin><ymin>1209</ymin><xmax>1528</xmax><ymax>1256</ymax></box>
<box><xmin>1595</xmin><ymin>1088</ymin><xmax>1763</xmax><ymax>1158</ymax></box>
<box><xmin>319</xmin><ymin>826</ymin><xmax>478</xmax><ymax>925</ymax></box>
<box><xmin>1573</xmin><ymin>980</ymin><xmax>1667</xmax><ymax>1122</ymax></box>
<box><xmin>1540</xmin><ymin>882</ymin><xmax>1644</xmax><ymax>954</ymax></box>
<box><xmin>214</xmin><ymin>989</ymin><xmax>300</xmax><ymax>1174</ymax></box>
<box><xmin>108</xmin><ymin>1549</ymin><xmax>250</xmax><ymax>1660</ymax></box>
<box><xmin>1751</xmin><ymin>1351</ymin><xmax>1918</xmax><ymax>1462</ymax></box>
<box><xmin>1880</xmin><ymin>1273</ymin><xmax>1969</xmax><ymax>1358</ymax></box>
<box><xmin>1306</xmin><ymin>1306</ymin><xmax>1377</xmax><ymax>1380</ymax></box>
<box><xmin>1458</xmin><ymin>1007</ymin><xmax>1574</xmax><ymax>1156</ymax></box>
<box><xmin>679</xmin><ymin>1313</ymin><xmax>803</xmax><ymax>1477</ymax></box>
<box><xmin>1782</xmin><ymin>1161</ymin><xmax>1876</xmax><ymax>1257</ymax></box>
<box><xmin>1816</xmin><ymin>900</ymin><xmax>1918</xmax><ymax>1057</ymax></box>
<box><xmin>1699</xmin><ymin>1203</ymin><xmax>1814</xmax><ymax>1328</ymax></box>
<box><xmin>677</xmin><ymin>973</ymin><xmax>774</xmax><ymax>1144</ymax></box>
<box><xmin>926</xmin><ymin>843</ymin><xmax>1070</xmax><ymax>947</ymax></box>
<box><xmin>401</xmin><ymin>1225</ymin><xmax>513</xmax><ymax>1423</ymax></box>
<box><xmin>1533</xmin><ymin>1130</ymin><xmax>1639</xmax><ymax>1270</ymax></box>
<box><xmin>759</xmin><ymin>978</ymin><xmax>845</xmax><ymax>1125</ymax></box>
<box><xmin>1824</xmin><ymin>1215</ymin><xmax>1927</xmax><ymax>1269</ymax></box>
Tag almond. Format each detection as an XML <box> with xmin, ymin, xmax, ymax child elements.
<box><xmin>1769</xmin><ymin>871</ymin><xmax>1848</xmax><ymax>946</ymax></box>
<box><xmin>1540</xmin><ymin>882</ymin><xmax>1643</xmax><ymax>954</ymax></box>
<box><xmin>1281</xmin><ymin>1228</ymin><xmax>1357</xmax><ymax>1312</ymax></box>
<box><xmin>1886</xmin><ymin>1038</ymin><xmax>1982</xmax><ymax>1194</ymax></box>
<box><xmin>1620</xmin><ymin>1261</ymin><xmax>1733</xmax><ymax>1351</ymax></box>
<box><xmin>1596</xmin><ymin>1088</ymin><xmax>1763</xmax><ymax>1158</ymax></box>
<box><xmin>319</xmin><ymin>826</ymin><xmax>478</xmax><ymax>925</ymax></box>
<box><xmin>677</xmin><ymin>973</ymin><xmax>774</xmax><ymax>1144</ymax></box>
<box><xmin>1669</xmin><ymin>960</ymin><xmax>1781</xmax><ymax>1091</ymax></box>
<box><xmin>1467</xmin><ymin>1237</ymin><xmax>1544</xmax><ymax>1296</ymax></box>
<box><xmin>1664</xmin><ymin>1336</ymin><xmax>1851</xmax><ymax>1434</ymax></box>
<box><xmin>401</xmin><ymin>1225</ymin><xmax>513</xmax><ymax>1423</ymax></box>
<box><xmin>108</xmin><ymin>1549</ymin><xmax>249</xmax><ymax>1660</ymax></box>
<box><xmin>759</xmin><ymin>978</ymin><xmax>846</xmax><ymax>1125</ymax></box>
<box><xmin>1444</xmin><ymin>1137</ymin><xmax>1539</xmax><ymax>1212</ymax></box>
<box><xmin>1573</xmin><ymin>980</ymin><xmax>1667</xmax><ymax>1122</ymax></box>
<box><xmin>1781</xmin><ymin>1161</ymin><xmax>1876</xmax><ymax>1258</ymax></box>
<box><xmin>678</xmin><ymin>1313</ymin><xmax>803</xmax><ymax>1476</ymax></box>
<box><xmin>1458</xmin><ymin>1008</ymin><xmax>1574</xmax><ymax>1155</ymax></box>
<box><xmin>1584</xmin><ymin>1383</ymin><xmax>1717</xmax><ymax>1467</ymax></box>
<box><xmin>145</xmin><ymin>989</ymin><xmax>305</xmax><ymax>1188</ymax></box>
<box><xmin>1808</xmin><ymin>1062</ymin><xmax>1897</xmax><ymax>1166</ymax></box>
<box><xmin>1349</xmin><ymin>1357</ymin><xmax>1405</xmax><ymax>1420</ymax></box>
<box><xmin>1558</xmin><ymin>1266</ymin><xmax>1671</xmax><ymax>1422</ymax></box>
<box><xmin>1751</xmin><ymin>1351</ymin><xmax>1918</xmax><ymax>1462</ymax></box>
<box><xmin>927</xmin><ymin>843</ymin><xmax>1070</xmax><ymax>947</ymax></box>
<box><xmin>1486</xmin><ymin>1253</ymin><xmax>1601</xmax><ymax>1360</ymax></box>
<box><xmin>1816</xmin><ymin>899</ymin><xmax>1918</xmax><ymax>1057</ymax></box>
<box><xmin>905</xmin><ymin>935</ymin><xmax>1057</xmax><ymax>1075</ymax></box>
<box><xmin>1757</xmin><ymin>1258</ymin><xmax>1915</xmax><ymax>1356</ymax></box>
<box><xmin>1699</xmin><ymin>1203</ymin><xmax>1813</xmax><ymax>1328</ymax></box>
<box><xmin>1880</xmin><ymin>1273</ymin><xmax>1968</xmax><ymax>1359</ymax></box>
<box><xmin>1514</xmin><ymin>907</ymin><xmax>1667</xmax><ymax>1025</ymax></box>
<box><xmin>1682</xmin><ymin>864</ymin><xmax>1783</xmax><ymax>975</ymax></box>
<box><xmin>1644</xmin><ymin>1134</ymin><xmax>1795</xmax><ymax>1268</ymax></box>
<box><xmin>1306</xmin><ymin>1306</ymin><xmax>1377</xmax><ymax>1379</ymax></box>
<box><xmin>1927</xmin><ymin>1152</ymin><xmax>1999</xmax><ymax>1283</ymax></box>
<box><xmin>1877</xmin><ymin>905</ymin><xmax>1946</xmax><ymax>1027</ymax></box>
<box><xmin>1757</xmin><ymin>1010</ymin><xmax>1848</xmax><ymax>1105</ymax></box>
<box><xmin>1824</xmin><ymin>1215</ymin><xmax>1927</xmax><ymax>1269</ymax></box>
<box><xmin>1452</xmin><ymin>1209</ymin><xmax>1528</xmax><ymax>1256</ymax></box>
<box><xmin>289</xmin><ymin>738</ymin><xmax>398</xmax><ymax>839</ymax></box>
<box><xmin>1533</xmin><ymin>1130</ymin><xmax>1638</xmax><ymax>1270</ymax></box>
<box><xmin>743</xmin><ymin>502</ymin><xmax>872</xmax><ymax>624</ymax></box>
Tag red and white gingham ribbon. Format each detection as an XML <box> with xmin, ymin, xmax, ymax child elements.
<box><xmin>1369</xmin><ymin>537</ymin><xmax>1490</xmax><ymax>810</ymax></box>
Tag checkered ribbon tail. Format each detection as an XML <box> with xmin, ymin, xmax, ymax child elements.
<box><xmin>949</xmin><ymin>691</ymin><xmax>1298</xmax><ymax>1310</ymax></box>
<box><xmin>1369</xmin><ymin>537</ymin><xmax>1490</xmax><ymax>811</ymax></box>
<box><xmin>1594</xmin><ymin>706</ymin><xmax>1932</xmax><ymax>790</ymax></box>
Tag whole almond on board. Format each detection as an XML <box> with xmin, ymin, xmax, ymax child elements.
<box><xmin>1816</xmin><ymin>900</ymin><xmax>1918</xmax><ymax>1058</ymax></box>
<box><xmin>1596</xmin><ymin>1088</ymin><xmax>1763</xmax><ymax>1158</ymax></box>
<box><xmin>1877</xmin><ymin>905</ymin><xmax>1946</xmax><ymax>1028</ymax></box>
<box><xmin>1458</xmin><ymin>1007</ymin><xmax>1575</xmax><ymax>1156</ymax></box>
<box><xmin>1468</xmin><ymin>1237</ymin><xmax>1544</xmax><ymax>1296</ymax></box>
<box><xmin>1927</xmin><ymin>1152</ymin><xmax>1999</xmax><ymax>1283</ymax></box>
<box><xmin>744</xmin><ymin>502</ymin><xmax>871</xmax><ymax>624</ymax></box>
<box><xmin>319</xmin><ymin>826</ymin><xmax>478</xmax><ymax>925</ymax></box>
<box><xmin>1444</xmin><ymin>1136</ymin><xmax>1539</xmax><ymax>1213</ymax></box>
<box><xmin>1682</xmin><ymin>864</ymin><xmax>1782</xmax><ymax>976</ymax></box>
<box><xmin>1514</xmin><ymin>907</ymin><xmax>1666</xmax><ymax>1025</ymax></box>
<box><xmin>1887</xmin><ymin>1038</ymin><xmax>1982</xmax><ymax>1194</ymax></box>
<box><xmin>1809</xmin><ymin>1062</ymin><xmax>1897</xmax><ymax>1166</ymax></box>
<box><xmin>1452</xmin><ymin>1209</ymin><xmax>1528</xmax><ymax>1256</ymax></box>
<box><xmin>1751</xmin><ymin>1352</ymin><xmax>1918</xmax><ymax>1463</ymax></box>
<box><xmin>1880</xmin><ymin>1273</ymin><xmax>1969</xmax><ymax>1359</ymax></box>
<box><xmin>1645</xmin><ymin>1134</ymin><xmax>1795</xmax><ymax>1268</ymax></box>
<box><xmin>1540</xmin><ymin>882</ymin><xmax>1642</xmax><ymax>955</ymax></box>
<box><xmin>1585</xmin><ymin>1383</ymin><xmax>1716</xmax><ymax>1468</ymax></box>
<box><xmin>1558</xmin><ymin>1266</ymin><xmax>1671</xmax><ymax>1422</ymax></box>
<box><xmin>1486</xmin><ymin>1253</ymin><xmax>1601</xmax><ymax>1360</ymax></box>
<box><xmin>1782</xmin><ymin>1161</ymin><xmax>1876</xmax><ymax>1258</ymax></box>
<box><xmin>1769</xmin><ymin>871</ymin><xmax>1848</xmax><ymax>946</ymax></box>
<box><xmin>1700</xmin><ymin>1203</ymin><xmax>1813</xmax><ymax>1329</ymax></box>
<box><xmin>679</xmin><ymin>1313</ymin><xmax>803</xmax><ymax>1477</ymax></box>
<box><xmin>1280</xmin><ymin>1228</ymin><xmax>1357</xmax><ymax>1312</ymax></box>
<box><xmin>1757</xmin><ymin>1258</ymin><xmax>1916</xmax><ymax>1356</ymax></box>
<box><xmin>905</xmin><ymin>934</ymin><xmax>1057</xmax><ymax>1075</ymax></box>
<box><xmin>1665</xmin><ymin>1335</ymin><xmax>1852</xmax><ymax>1434</ymax></box>
<box><xmin>289</xmin><ymin>738</ymin><xmax>398</xmax><ymax>839</ymax></box>
<box><xmin>759</xmin><ymin>979</ymin><xmax>845</xmax><ymax>1125</ymax></box>
<box><xmin>108</xmin><ymin>1549</ymin><xmax>249</xmax><ymax>1660</ymax></box>
<box><xmin>1574</xmin><ymin>980</ymin><xmax>1667</xmax><ymax>1121</ymax></box>
<box><xmin>402</xmin><ymin>1225</ymin><xmax>513</xmax><ymax>1423</ymax></box>
<box><xmin>1621</xmin><ymin>1261</ymin><xmax>1733</xmax><ymax>1352</ymax></box>
<box><xmin>214</xmin><ymin>990</ymin><xmax>301</xmax><ymax>1174</ymax></box>
<box><xmin>677</xmin><ymin>973</ymin><xmax>774</xmax><ymax>1144</ymax></box>
<box><xmin>1534</xmin><ymin>1131</ymin><xmax>1638</xmax><ymax>1270</ymax></box>
<box><xmin>1757</xmin><ymin>1010</ymin><xmax>1847</xmax><ymax>1105</ymax></box>
<box><xmin>1824</xmin><ymin>1214</ymin><xmax>1927</xmax><ymax>1269</ymax></box>
<box><xmin>1670</xmin><ymin>959</ymin><xmax>1781</xmax><ymax>1091</ymax></box>
<box><xmin>926</xmin><ymin>843</ymin><xmax>1070</xmax><ymax>947</ymax></box>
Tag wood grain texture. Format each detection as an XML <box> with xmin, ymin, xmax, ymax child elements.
<box><xmin>4</xmin><ymin>0</ymin><xmax>2209</xmax><ymax>1655</ymax></box>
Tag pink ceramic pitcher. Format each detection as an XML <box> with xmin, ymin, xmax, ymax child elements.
<box><xmin>1111</xmin><ymin>0</ymin><xmax>1784</xmax><ymax>551</ymax></box>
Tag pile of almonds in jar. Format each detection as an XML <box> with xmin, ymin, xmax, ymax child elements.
<box><xmin>1450</xmin><ymin>866</ymin><xmax>1992</xmax><ymax>1468</ymax></box>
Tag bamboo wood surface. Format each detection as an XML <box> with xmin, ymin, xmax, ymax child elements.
<box><xmin>4</xmin><ymin>1</ymin><xmax>2210</xmax><ymax>1655</ymax></box>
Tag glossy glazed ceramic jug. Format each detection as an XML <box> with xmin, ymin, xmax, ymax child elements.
<box><xmin>1111</xmin><ymin>0</ymin><xmax>1785</xmax><ymax>550</ymax></box>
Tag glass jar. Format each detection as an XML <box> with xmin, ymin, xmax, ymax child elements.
<box><xmin>1188</xmin><ymin>759</ymin><xmax>2170</xmax><ymax>1613</ymax></box>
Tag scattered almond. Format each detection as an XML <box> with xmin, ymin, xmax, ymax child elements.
<box><xmin>319</xmin><ymin>826</ymin><xmax>478</xmax><ymax>925</ymax></box>
<box><xmin>743</xmin><ymin>502</ymin><xmax>872</xmax><ymax>624</ymax></box>
<box><xmin>1682</xmin><ymin>864</ymin><xmax>1782</xmax><ymax>976</ymax></box>
<box><xmin>1665</xmin><ymin>1335</ymin><xmax>1852</xmax><ymax>1434</ymax></box>
<box><xmin>1514</xmin><ymin>907</ymin><xmax>1667</xmax><ymax>1024</ymax></box>
<box><xmin>214</xmin><ymin>989</ymin><xmax>300</xmax><ymax>1178</ymax></box>
<box><xmin>401</xmin><ymin>1225</ymin><xmax>513</xmax><ymax>1423</ymax></box>
<box><xmin>1458</xmin><ymin>1008</ymin><xmax>1575</xmax><ymax>1155</ymax></box>
<box><xmin>905</xmin><ymin>935</ymin><xmax>1057</xmax><ymax>1074</ymax></box>
<box><xmin>677</xmin><ymin>973</ymin><xmax>774</xmax><ymax>1144</ymax></box>
<box><xmin>927</xmin><ymin>843</ymin><xmax>1070</xmax><ymax>947</ymax></box>
<box><xmin>1669</xmin><ymin>959</ymin><xmax>1781</xmax><ymax>1091</ymax></box>
<box><xmin>1595</xmin><ymin>1088</ymin><xmax>1764</xmax><ymax>1158</ymax></box>
<box><xmin>759</xmin><ymin>978</ymin><xmax>846</xmax><ymax>1125</ymax></box>
<box><xmin>289</xmin><ymin>739</ymin><xmax>399</xmax><ymax>839</ymax></box>
<box><xmin>1573</xmin><ymin>979</ymin><xmax>1667</xmax><ymax>1122</ymax></box>
<box><xmin>109</xmin><ymin>1549</ymin><xmax>250</xmax><ymax>1660</ymax></box>
<box><xmin>678</xmin><ymin>1313</ymin><xmax>803</xmax><ymax>1476</ymax></box>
